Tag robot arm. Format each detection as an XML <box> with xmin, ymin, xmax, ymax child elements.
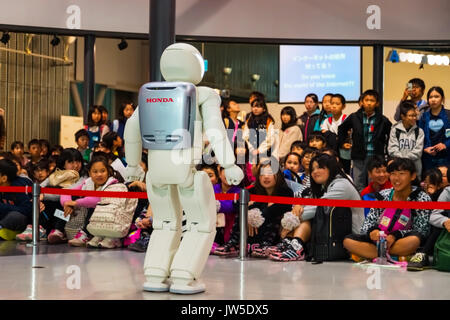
<box><xmin>124</xmin><ymin>106</ymin><xmax>145</xmax><ymax>181</ymax></box>
<box><xmin>199</xmin><ymin>87</ymin><xmax>243</xmax><ymax>185</ymax></box>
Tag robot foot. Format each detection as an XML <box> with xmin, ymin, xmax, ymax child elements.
<box><xmin>169</xmin><ymin>279</ymin><xmax>205</xmax><ymax>295</ymax></box>
<box><xmin>143</xmin><ymin>277</ymin><xmax>171</xmax><ymax>292</ymax></box>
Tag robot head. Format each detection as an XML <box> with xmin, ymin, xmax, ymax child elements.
<box><xmin>160</xmin><ymin>43</ymin><xmax>205</xmax><ymax>85</ymax></box>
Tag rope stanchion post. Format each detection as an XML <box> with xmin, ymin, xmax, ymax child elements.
<box><xmin>28</xmin><ymin>183</ymin><xmax>41</xmax><ymax>248</ymax></box>
<box><xmin>239</xmin><ymin>188</ymin><xmax>250</xmax><ymax>260</ymax></box>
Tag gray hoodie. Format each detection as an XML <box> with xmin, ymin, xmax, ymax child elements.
<box><xmin>301</xmin><ymin>176</ymin><xmax>365</xmax><ymax>234</ymax></box>
<box><xmin>387</xmin><ymin>121</ymin><xmax>424</xmax><ymax>177</ymax></box>
<box><xmin>430</xmin><ymin>186</ymin><xmax>450</xmax><ymax>228</ymax></box>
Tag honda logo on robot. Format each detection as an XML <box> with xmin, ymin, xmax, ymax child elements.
<box><xmin>146</xmin><ymin>98</ymin><xmax>174</xmax><ymax>103</ymax></box>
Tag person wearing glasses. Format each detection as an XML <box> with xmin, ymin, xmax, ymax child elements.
<box><xmin>394</xmin><ymin>78</ymin><xmax>428</xmax><ymax>122</ymax></box>
<box><xmin>388</xmin><ymin>101</ymin><xmax>424</xmax><ymax>177</ymax></box>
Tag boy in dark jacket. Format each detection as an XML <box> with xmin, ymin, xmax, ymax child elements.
<box><xmin>0</xmin><ymin>158</ymin><xmax>33</xmax><ymax>240</ymax></box>
<box><xmin>338</xmin><ymin>90</ymin><xmax>392</xmax><ymax>192</ymax></box>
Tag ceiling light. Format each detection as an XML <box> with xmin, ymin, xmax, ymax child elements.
<box><xmin>406</xmin><ymin>53</ymin><xmax>414</xmax><ymax>63</ymax></box>
<box><xmin>0</xmin><ymin>32</ymin><xmax>10</xmax><ymax>45</ymax></box>
<box><xmin>399</xmin><ymin>52</ymin><xmax>407</xmax><ymax>62</ymax></box>
<box><xmin>118</xmin><ymin>38</ymin><xmax>128</xmax><ymax>51</ymax></box>
<box><xmin>50</xmin><ymin>35</ymin><xmax>61</xmax><ymax>46</ymax></box>
<box><xmin>413</xmin><ymin>54</ymin><xmax>422</xmax><ymax>64</ymax></box>
<box><xmin>427</xmin><ymin>55</ymin><xmax>436</xmax><ymax>65</ymax></box>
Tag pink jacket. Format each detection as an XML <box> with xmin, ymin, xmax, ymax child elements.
<box><xmin>60</xmin><ymin>177</ymin><xmax>118</xmax><ymax>208</ymax></box>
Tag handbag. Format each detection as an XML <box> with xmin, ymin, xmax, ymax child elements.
<box><xmin>49</xmin><ymin>169</ymin><xmax>80</xmax><ymax>188</ymax></box>
<box><xmin>87</xmin><ymin>183</ymin><xmax>138</xmax><ymax>238</ymax></box>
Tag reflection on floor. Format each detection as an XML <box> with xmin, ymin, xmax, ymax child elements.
<box><xmin>0</xmin><ymin>240</ymin><xmax>449</xmax><ymax>300</ymax></box>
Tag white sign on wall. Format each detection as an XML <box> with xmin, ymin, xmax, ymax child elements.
<box><xmin>60</xmin><ymin>115</ymin><xmax>84</xmax><ymax>148</ymax></box>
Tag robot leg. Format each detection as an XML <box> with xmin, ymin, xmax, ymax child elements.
<box><xmin>169</xmin><ymin>170</ymin><xmax>216</xmax><ymax>294</ymax></box>
<box><xmin>143</xmin><ymin>174</ymin><xmax>183</xmax><ymax>292</ymax></box>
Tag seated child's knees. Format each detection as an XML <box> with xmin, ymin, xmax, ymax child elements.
<box><xmin>343</xmin><ymin>237</ymin><xmax>353</xmax><ymax>250</ymax></box>
<box><xmin>407</xmin><ymin>235</ymin><xmax>422</xmax><ymax>248</ymax></box>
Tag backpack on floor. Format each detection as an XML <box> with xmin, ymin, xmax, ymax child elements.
<box><xmin>87</xmin><ymin>183</ymin><xmax>138</xmax><ymax>238</ymax></box>
<box><xmin>433</xmin><ymin>229</ymin><xmax>450</xmax><ymax>272</ymax></box>
<box><xmin>308</xmin><ymin>206</ymin><xmax>352</xmax><ymax>262</ymax></box>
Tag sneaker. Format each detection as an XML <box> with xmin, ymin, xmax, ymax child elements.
<box><xmin>210</xmin><ymin>242</ymin><xmax>219</xmax><ymax>254</ymax></box>
<box><xmin>87</xmin><ymin>236</ymin><xmax>104</xmax><ymax>248</ymax></box>
<box><xmin>68</xmin><ymin>230</ymin><xmax>90</xmax><ymax>247</ymax></box>
<box><xmin>351</xmin><ymin>253</ymin><xmax>365</xmax><ymax>263</ymax></box>
<box><xmin>15</xmin><ymin>225</ymin><xmax>33</xmax><ymax>241</ymax></box>
<box><xmin>250</xmin><ymin>242</ymin><xmax>273</xmax><ymax>258</ymax></box>
<box><xmin>16</xmin><ymin>225</ymin><xmax>47</xmax><ymax>241</ymax></box>
<box><xmin>213</xmin><ymin>243</ymin><xmax>239</xmax><ymax>257</ymax></box>
<box><xmin>47</xmin><ymin>229</ymin><xmax>67</xmax><ymax>244</ymax></box>
<box><xmin>270</xmin><ymin>239</ymin><xmax>305</xmax><ymax>262</ymax></box>
<box><xmin>0</xmin><ymin>227</ymin><xmax>21</xmax><ymax>241</ymax></box>
<box><xmin>98</xmin><ymin>237</ymin><xmax>122</xmax><ymax>249</ymax></box>
<box><xmin>39</xmin><ymin>226</ymin><xmax>47</xmax><ymax>240</ymax></box>
<box><xmin>128</xmin><ymin>233</ymin><xmax>150</xmax><ymax>252</ymax></box>
<box><xmin>266</xmin><ymin>238</ymin><xmax>292</xmax><ymax>256</ymax></box>
<box><xmin>407</xmin><ymin>252</ymin><xmax>431</xmax><ymax>271</ymax></box>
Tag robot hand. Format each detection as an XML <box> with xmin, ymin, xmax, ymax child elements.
<box><xmin>125</xmin><ymin>165</ymin><xmax>145</xmax><ymax>182</ymax></box>
<box><xmin>224</xmin><ymin>165</ymin><xmax>244</xmax><ymax>185</ymax></box>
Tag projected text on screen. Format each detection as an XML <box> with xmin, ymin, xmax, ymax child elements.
<box><xmin>279</xmin><ymin>45</ymin><xmax>361</xmax><ymax>103</ymax></box>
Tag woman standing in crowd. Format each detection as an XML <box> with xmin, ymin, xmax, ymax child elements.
<box><xmin>110</xmin><ymin>102</ymin><xmax>136</xmax><ymax>141</ymax></box>
<box><xmin>98</xmin><ymin>105</ymin><xmax>111</xmax><ymax>129</ymax></box>
<box><xmin>221</xmin><ymin>99</ymin><xmax>244</xmax><ymax>151</ymax></box>
<box><xmin>85</xmin><ymin>105</ymin><xmax>110</xmax><ymax>149</ymax></box>
<box><xmin>318</xmin><ymin>93</ymin><xmax>333</xmax><ymax>127</ymax></box>
<box><xmin>278</xmin><ymin>106</ymin><xmax>303</xmax><ymax>164</ymax></box>
<box><xmin>388</xmin><ymin>100</ymin><xmax>424</xmax><ymax>177</ymax></box>
<box><xmin>39</xmin><ymin>139</ymin><xmax>51</xmax><ymax>158</ymax></box>
<box><xmin>418</xmin><ymin>86</ymin><xmax>450</xmax><ymax>175</ymax></box>
<box><xmin>243</xmin><ymin>98</ymin><xmax>277</xmax><ymax>163</ymax></box>
<box><xmin>298</xmin><ymin>93</ymin><xmax>321</xmax><ymax>144</ymax></box>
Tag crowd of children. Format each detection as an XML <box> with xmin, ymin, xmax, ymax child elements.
<box><xmin>0</xmin><ymin>81</ymin><xmax>449</xmax><ymax>273</ymax></box>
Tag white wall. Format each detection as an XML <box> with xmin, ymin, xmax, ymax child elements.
<box><xmin>74</xmin><ymin>37</ymin><xmax>148</xmax><ymax>92</ymax></box>
<box><xmin>2</xmin><ymin>0</ymin><xmax>450</xmax><ymax>40</ymax></box>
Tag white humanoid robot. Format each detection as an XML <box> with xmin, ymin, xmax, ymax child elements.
<box><xmin>124</xmin><ymin>43</ymin><xmax>244</xmax><ymax>294</ymax></box>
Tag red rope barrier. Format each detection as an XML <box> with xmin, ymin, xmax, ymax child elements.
<box><xmin>0</xmin><ymin>186</ymin><xmax>30</xmax><ymax>193</ymax></box>
<box><xmin>249</xmin><ymin>194</ymin><xmax>450</xmax><ymax>210</ymax></box>
<box><xmin>40</xmin><ymin>188</ymin><xmax>149</xmax><ymax>199</ymax></box>
<box><xmin>1</xmin><ymin>186</ymin><xmax>450</xmax><ymax>210</ymax></box>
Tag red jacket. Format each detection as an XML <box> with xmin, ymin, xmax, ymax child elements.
<box><xmin>360</xmin><ymin>180</ymin><xmax>392</xmax><ymax>197</ymax></box>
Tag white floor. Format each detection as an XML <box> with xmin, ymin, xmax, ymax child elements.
<box><xmin>0</xmin><ymin>241</ymin><xmax>449</xmax><ymax>300</ymax></box>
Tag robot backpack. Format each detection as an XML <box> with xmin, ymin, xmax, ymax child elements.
<box><xmin>87</xmin><ymin>183</ymin><xmax>138</xmax><ymax>238</ymax></box>
<box><xmin>138</xmin><ymin>82</ymin><xmax>197</xmax><ymax>151</ymax></box>
<box><xmin>377</xmin><ymin>188</ymin><xmax>421</xmax><ymax>235</ymax></box>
